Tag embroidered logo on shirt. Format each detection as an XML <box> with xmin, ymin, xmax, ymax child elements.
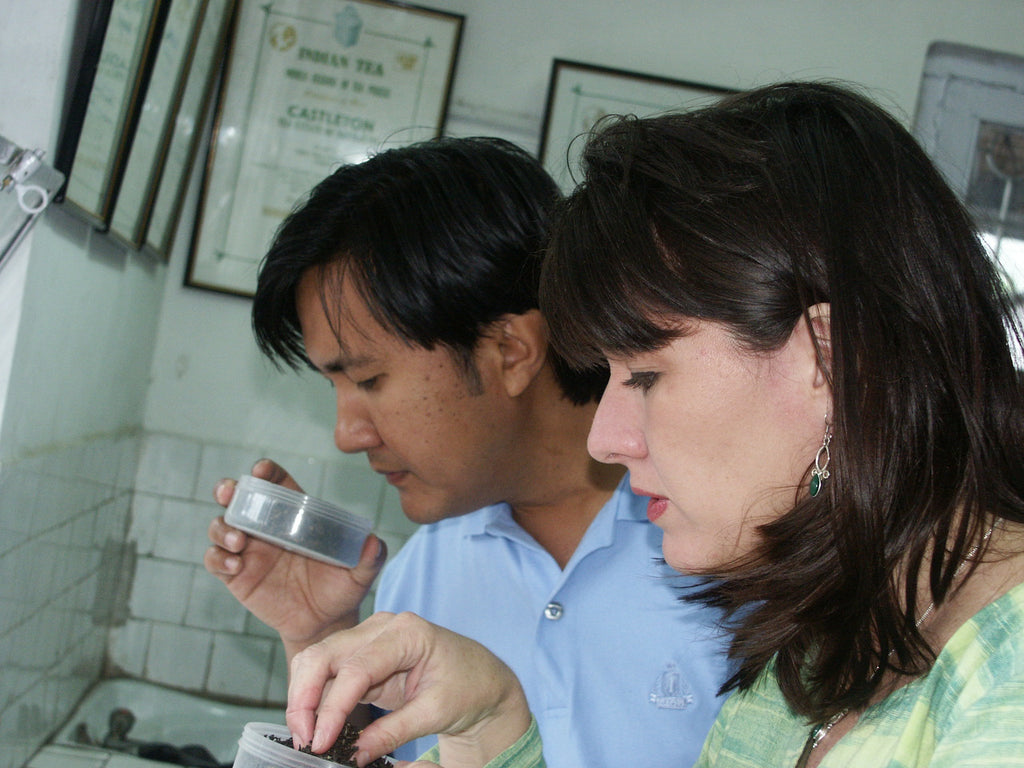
<box><xmin>648</xmin><ymin>662</ymin><xmax>694</xmax><ymax>710</ymax></box>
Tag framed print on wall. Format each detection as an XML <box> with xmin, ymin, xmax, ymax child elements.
<box><xmin>185</xmin><ymin>0</ymin><xmax>463</xmax><ymax>297</ymax></box>
<box><xmin>143</xmin><ymin>0</ymin><xmax>237</xmax><ymax>260</ymax></box>
<box><xmin>108</xmin><ymin>0</ymin><xmax>211</xmax><ymax>250</ymax></box>
<box><xmin>57</xmin><ymin>0</ymin><xmax>169</xmax><ymax>229</ymax></box>
<box><xmin>539</xmin><ymin>59</ymin><xmax>735</xmax><ymax>192</ymax></box>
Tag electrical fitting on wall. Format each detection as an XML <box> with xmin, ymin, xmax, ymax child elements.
<box><xmin>0</xmin><ymin>133</ymin><xmax>65</xmax><ymax>273</ymax></box>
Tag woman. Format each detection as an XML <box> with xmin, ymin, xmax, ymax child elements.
<box><xmin>286</xmin><ymin>81</ymin><xmax>1024</xmax><ymax>768</ymax></box>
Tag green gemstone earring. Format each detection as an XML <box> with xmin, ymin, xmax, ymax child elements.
<box><xmin>809</xmin><ymin>422</ymin><xmax>832</xmax><ymax>497</ymax></box>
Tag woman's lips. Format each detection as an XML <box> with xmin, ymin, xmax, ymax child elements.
<box><xmin>634</xmin><ymin>486</ymin><xmax>668</xmax><ymax>523</ymax></box>
<box><xmin>646</xmin><ymin>495</ymin><xmax>668</xmax><ymax>523</ymax></box>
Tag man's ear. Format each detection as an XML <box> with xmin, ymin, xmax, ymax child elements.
<box><xmin>805</xmin><ymin>302</ymin><xmax>832</xmax><ymax>391</ymax></box>
<box><xmin>484</xmin><ymin>310</ymin><xmax>549</xmax><ymax>398</ymax></box>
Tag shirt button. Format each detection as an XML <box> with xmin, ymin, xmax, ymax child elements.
<box><xmin>544</xmin><ymin>601</ymin><xmax>564</xmax><ymax>620</ymax></box>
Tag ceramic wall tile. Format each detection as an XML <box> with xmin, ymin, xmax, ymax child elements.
<box><xmin>186</xmin><ymin>574</ymin><xmax>248</xmax><ymax>633</ymax></box>
<box><xmin>194</xmin><ymin>443</ymin><xmax>262</xmax><ymax>503</ymax></box>
<box><xmin>265</xmin><ymin>643</ymin><xmax>288</xmax><ymax>704</ymax></box>
<box><xmin>127</xmin><ymin>493</ymin><xmax>161</xmax><ymax>556</ymax></box>
<box><xmin>129</xmin><ymin>559</ymin><xmax>192</xmax><ymax>623</ymax></box>
<box><xmin>134</xmin><ymin>434</ymin><xmax>202</xmax><ymax>497</ymax></box>
<box><xmin>146</xmin><ymin>623</ymin><xmax>212</xmax><ymax>689</ymax></box>
<box><xmin>206</xmin><ymin>633</ymin><xmax>274</xmax><ymax>701</ymax></box>
<box><xmin>152</xmin><ymin>498</ymin><xmax>211</xmax><ymax>562</ymax></box>
<box><xmin>106</xmin><ymin>619</ymin><xmax>152</xmax><ymax>678</ymax></box>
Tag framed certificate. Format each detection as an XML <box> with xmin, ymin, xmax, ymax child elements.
<box><xmin>57</xmin><ymin>0</ymin><xmax>169</xmax><ymax>229</ymax></box>
<box><xmin>539</xmin><ymin>59</ymin><xmax>734</xmax><ymax>192</ymax></box>
<box><xmin>143</xmin><ymin>0</ymin><xmax>237</xmax><ymax>259</ymax></box>
<box><xmin>108</xmin><ymin>0</ymin><xmax>209</xmax><ymax>250</ymax></box>
<box><xmin>185</xmin><ymin>0</ymin><xmax>463</xmax><ymax>297</ymax></box>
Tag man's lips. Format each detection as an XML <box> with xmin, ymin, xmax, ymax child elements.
<box><xmin>373</xmin><ymin>465</ymin><xmax>409</xmax><ymax>485</ymax></box>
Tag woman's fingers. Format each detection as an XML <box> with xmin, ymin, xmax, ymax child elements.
<box><xmin>287</xmin><ymin>613</ymin><xmax>396</xmax><ymax>748</ymax></box>
<box><xmin>286</xmin><ymin>612</ymin><xmax>529</xmax><ymax>767</ymax></box>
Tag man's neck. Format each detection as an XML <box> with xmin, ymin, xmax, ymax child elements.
<box><xmin>502</xmin><ymin>377</ymin><xmax>625</xmax><ymax>568</ymax></box>
<box><xmin>511</xmin><ymin>459</ymin><xmax>625</xmax><ymax>569</ymax></box>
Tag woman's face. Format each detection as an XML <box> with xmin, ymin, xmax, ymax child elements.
<box><xmin>587</xmin><ymin>316</ymin><xmax>830</xmax><ymax>573</ymax></box>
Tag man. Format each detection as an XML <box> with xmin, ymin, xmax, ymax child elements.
<box><xmin>205</xmin><ymin>137</ymin><xmax>729</xmax><ymax>766</ymax></box>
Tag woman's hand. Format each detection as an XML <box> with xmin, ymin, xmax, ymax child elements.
<box><xmin>287</xmin><ymin>612</ymin><xmax>532</xmax><ymax>768</ymax></box>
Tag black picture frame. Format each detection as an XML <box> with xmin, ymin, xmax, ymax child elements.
<box><xmin>56</xmin><ymin>0</ymin><xmax>171</xmax><ymax>230</ymax></box>
<box><xmin>539</xmin><ymin>59</ymin><xmax>734</xmax><ymax>192</ymax></box>
<box><xmin>108</xmin><ymin>0</ymin><xmax>214</xmax><ymax>251</ymax></box>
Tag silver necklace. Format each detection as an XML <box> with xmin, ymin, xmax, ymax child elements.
<box><xmin>794</xmin><ymin>524</ymin><xmax>995</xmax><ymax>768</ymax></box>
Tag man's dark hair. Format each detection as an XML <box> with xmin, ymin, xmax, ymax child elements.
<box><xmin>252</xmin><ymin>136</ymin><xmax>605</xmax><ymax>404</ymax></box>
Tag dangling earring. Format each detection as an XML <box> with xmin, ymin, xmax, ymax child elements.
<box><xmin>809</xmin><ymin>420</ymin><xmax>832</xmax><ymax>497</ymax></box>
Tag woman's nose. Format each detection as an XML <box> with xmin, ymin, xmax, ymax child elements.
<box><xmin>587</xmin><ymin>380</ymin><xmax>646</xmax><ymax>464</ymax></box>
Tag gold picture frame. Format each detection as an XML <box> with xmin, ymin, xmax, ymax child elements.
<box><xmin>185</xmin><ymin>0</ymin><xmax>463</xmax><ymax>297</ymax></box>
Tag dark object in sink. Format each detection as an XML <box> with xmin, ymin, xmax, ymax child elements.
<box><xmin>136</xmin><ymin>742</ymin><xmax>230</xmax><ymax>768</ymax></box>
<box><xmin>73</xmin><ymin>707</ymin><xmax>231</xmax><ymax>768</ymax></box>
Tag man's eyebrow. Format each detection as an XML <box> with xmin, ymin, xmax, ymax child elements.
<box><xmin>318</xmin><ymin>352</ymin><xmax>376</xmax><ymax>374</ymax></box>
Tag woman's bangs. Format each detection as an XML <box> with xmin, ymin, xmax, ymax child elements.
<box><xmin>543</xmin><ymin>191</ymin><xmax>677</xmax><ymax>368</ymax></box>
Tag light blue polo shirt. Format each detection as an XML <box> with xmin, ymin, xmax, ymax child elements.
<box><xmin>374</xmin><ymin>474</ymin><xmax>731</xmax><ymax>768</ymax></box>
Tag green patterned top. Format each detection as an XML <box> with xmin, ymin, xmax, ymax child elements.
<box><xmin>441</xmin><ymin>581</ymin><xmax>1024</xmax><ymax>768</ymax></box>
<box><xmin>417</xmin><ymin>717</ymin><xmax>546</xmax><ymax>767</ymax></box>
<box><xmin>696</xmin><ymin>581</ymin><xmax>1024</xmax><ymax>768</ymax></box>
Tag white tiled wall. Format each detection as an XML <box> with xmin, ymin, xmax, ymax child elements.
<box><xmin>0</xmin><ymin>433</ymin><xmax>139</xmax><ymax>768</ymax></box>
<box><xmin>0</xmin><ymin>429</ymin><xmax>417</xmax><ymax>768</ymax></box>
<box><xmin>106</xmin><ymin>431</ymin><xmax>417</xmax><ymax>706</ymax></box>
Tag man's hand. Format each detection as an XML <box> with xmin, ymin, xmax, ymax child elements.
<box><xmin>204</xmin><ymin>458</ymin><xmax>387</xmax><ymax>660</ymax></box>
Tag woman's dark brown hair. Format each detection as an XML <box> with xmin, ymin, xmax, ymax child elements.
<box><xmin>540</xmin><ymin>81</ymin><xmax>1024</xmax><ymax>721</ymax></box>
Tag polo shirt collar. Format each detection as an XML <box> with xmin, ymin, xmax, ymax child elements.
<box><xmin>464</xmin><ymin>472</ymin><xmax>645</xmax><ymax>550</ymax></box>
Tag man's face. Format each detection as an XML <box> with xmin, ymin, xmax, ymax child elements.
<box><xmin>296</xmin><ymin>268</ymin><xmax>520</xmax><ymax>524</ymax></box>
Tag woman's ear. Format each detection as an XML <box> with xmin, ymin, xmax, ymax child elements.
<box><xmin>488</xmin><ymin>310</ymin><xmax>549</xmax><ymax>397</ymax></box>
<box><xmin>805</xmin><ymin>303</ymin><xmax>832</xmax><ymax>390</ymax></box>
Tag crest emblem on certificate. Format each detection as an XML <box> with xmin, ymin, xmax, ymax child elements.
<box><xmin>335</xmin><ymin>5</ymin><xmax>363</xmax><ymax>47</ymax></box>
<box><xmin>269</xmin><ymin>23</ymin><xmax>297</xmax><ymax>51</ymax></box>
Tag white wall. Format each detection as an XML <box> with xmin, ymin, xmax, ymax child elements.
<box><xmin>0</xmin><ymin>2</ymin><xmax>1021</xmax><ymax>766</ymax></box>
<box><xmin>143</xmin><ymin>0</ymin><xmax>1024</xmax><ymax>445</ymax></box>
<box><xmin>435</xmin><ymin>0</ymin><xmax>1024</xmax><ymax>128</ymax></box>
<box><xmin>0</xmin><ymin>1</ymin><xmax>171</xmax><ymax>765</ymax></box>
<box><xmin>0</xmin><ymin>0</ymin><xmax>76</xmax><ymax>431</ymax></box>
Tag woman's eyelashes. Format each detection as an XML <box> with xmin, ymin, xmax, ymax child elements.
<box><xmin>623</xmin><ymin>370</ymin><xmax>660</xmax><ymax>393</ymax></box>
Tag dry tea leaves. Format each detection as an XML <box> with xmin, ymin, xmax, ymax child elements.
<box><xmin>268</xmin><ymin>723</ymin><xmax>391</xmax><ymax>768</ymax></box>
